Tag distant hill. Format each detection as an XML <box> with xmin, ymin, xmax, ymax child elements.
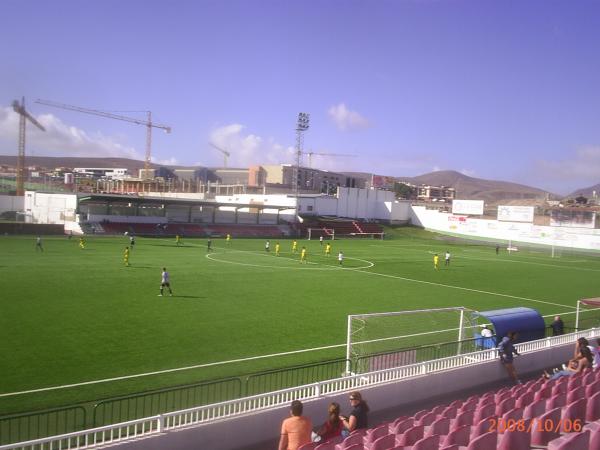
<box><xmin>0</xmin><ymin>155</ymin><xmax>150</xmax><ymax>174</ymax></box>
<box><xmin>344</xmin><ymin>170</ymin><xmax>558</xmax><ymax>203</ymax></box>
<box><xmin>568</xmin><ymin>183</ymin><xmax>600</xmax><ymax>199</ymax></box>
<box><xmin>402</xmin><ymin>170</ymin><xmax>556</xmax><ymax>204</ymax></box>
<box><xmin>0</xmin><ymin>155</ymin><xmax>206</xmax><ymax>174</ymax></box>
<box><xmin>1</xmin><ymin>156</ymin><xmax>559</xmax><ymax>203</ymax></box>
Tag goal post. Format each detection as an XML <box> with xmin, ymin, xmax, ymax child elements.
<box><xmin>345</xmin><ymin>307</ymin><xmax>476</xmax><ymax>375</ymax></box>
<box><xmin>307</xmin><ymin>228</ymin><xmax>335</xmax><ymax>240</ymax></box>
<box><xmin>575</xmin><ymin>298</ymin><xmax>600</xmax><ymax>331</ymax></box>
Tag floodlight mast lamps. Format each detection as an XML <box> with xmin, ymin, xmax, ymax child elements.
<box><xmin>293</xmin><ymin>112</ymin><xmax>310</xmax><ymax>227</ymax></box>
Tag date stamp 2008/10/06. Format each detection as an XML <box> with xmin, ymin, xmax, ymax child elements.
<box><xmin>489</xmin><ymin>418</ymin><xmax>583</xmax><ymax>434</ymax></box>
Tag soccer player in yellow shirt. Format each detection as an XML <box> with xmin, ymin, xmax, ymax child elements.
<box><xmin>300</xmin><ymin>246</ymin><xmax>307</xmax><ymax>264</ymax></box>
<box><xmin>433</xmin><ymin>254</ymin><xmax>439</xmax><ymax>270</ymax></box>
<box><xmin>325</xmin><ymin>243</ymin><xmax>331</xmax><ymax>256</ymax></box>
<box><xmin>124</xmin><ymin>246</ymin><xmax>130</xmax><ymax>266</ymax></box>
<box><xmin>275</xmin><ymin>242</ymin><xmax>281</xmax><ymax>256</ymax></box>
<box><xmin>292</xmin><ymin>240</ymin><xmax>298</xmax><ymax>253</ymax></box>
<box><xmin>176</xmin><ymin>235</ymin><xmax>181</xmax><ymax>246</ymax></box>
<box><xmin>226</xmin><ymin>233</ymin><xmax>231</xmax><ymax>245</ymax></box>
<box><xmin>79</xmin><ymin>237</ymin><xmax>86</xmax><ymax>249</ymax></box>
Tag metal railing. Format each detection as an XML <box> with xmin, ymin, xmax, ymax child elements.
<box><xmin>243</xmin><ymin>358</ymin><xmax>349</xmax><ymax>396</ymax></box>
<box><xmin>0</xmin><ymin>406</ymin><xmax>87</xmax><ymax>446</ymax></box>
<box><xmin>3</xmin><ymin>328</ymin><xmax>599</xmax><ymax>450</ymax></box>
<box><xmin>0</xmin><ymin>416</ymin><xmax>160</xmax><ymax>450</ymax></box>
<box><xmin>92</xmin><ymin>377</ymin><xmax>241</xmax><ymax>427</ymax></box>
<box><xmin>355</xmin><ymin>337</ymin><xmax>484</xmax><ymax>373</ymax></box>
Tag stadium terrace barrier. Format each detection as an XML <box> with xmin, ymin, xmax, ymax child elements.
<box><xmin>4</xmin><ymin>328</ymin><xmax>599</xmax><ymax>450</ymax></box>
<box><xmin>0</xmin><ymin>406</ymin><xmax>86</xmax><ymax>446</ymax></box>
<box><xmin>243</xmin><ymin>358</ymin><xmax>349</xmax><ymax>396</ymax></box>
<box><xmin>355</xmin><ymin>337</ymin><xmax>484</xmax><ymax>373</ymax></box>
<box><xmin>92</xmin><ymin>378</ymin><xmax>241</xmax><ymax>427</ymax></box>
<box><xmin>0</xmin><ymin>416</ymin><xmax>161</xmax><ymax>450</ymax></box>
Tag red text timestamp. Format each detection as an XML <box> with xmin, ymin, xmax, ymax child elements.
<box><xmin>488</xmin><ymin>418</ymin><xmax>583</xmax><ymax>433</ymax></box>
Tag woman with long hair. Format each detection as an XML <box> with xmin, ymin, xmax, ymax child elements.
<box><xmin>544</xmin><ymin>346</ymin><xmax>593</xmax><ymax>380</ymax></box>
<box><xmin>316</xmin><ymin>402</ymin><xmax>343</xmax><ymax>441</ymax></box>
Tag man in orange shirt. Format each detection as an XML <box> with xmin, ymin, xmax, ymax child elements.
<box><xmin>278</xmin><ymin>400</ymin><xmax>312</xmax><ymax>450</ymax></box>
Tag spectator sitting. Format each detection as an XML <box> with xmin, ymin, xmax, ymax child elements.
<box><xmin>315</xmin><ymin>402</ymin><xmax>343</xmax><ymax>442</ymax></box>
<box><xmin>544</xmin><ymin>345</ymin><xmax>592</xmax><ymax>380</ymax></box>
<box><xmin>477</xmin><ymin>325</ymin><xmax>494</xmax><ymax>349</ymax></box>
<box><xmin>278</xmin><ymin>400</ymin><xmax>312</xmax><ymax>450</ymax></box>
<box><xmin>575</xmin><ymin>337</ymin><xmax>600</xmax><ymax>370</ymax></box>
<box><xmin>340</xmin><ymin>391</ymin><xmax>369</xmax><ymax>436</ymax></box>
<box><xmin>550</xmin><ymin>315</ymin><xmax>564</xmax><ymax>336</ymax></box>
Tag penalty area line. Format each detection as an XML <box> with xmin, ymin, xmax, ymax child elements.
<box><xmin>351</xmin><ymin>268</ymin><xmax>574</xmax><ymax>310</ymax></box>
<box><xmin>0</xmin><ymin>342</ymin><xmax>347</xmax><ymax>398</ymax></box>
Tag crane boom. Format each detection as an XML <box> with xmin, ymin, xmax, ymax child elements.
<box><xmin>208</xmin><ymin>142</ymin><xmax>231</xmax><ymax>167</ymax></box>
<box><xmin>35</xmin><ymin>99</ymin><xmax>171</xmax><ymax>179</ymax></box>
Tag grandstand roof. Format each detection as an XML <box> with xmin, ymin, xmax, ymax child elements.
<box><xmin>77</xmin><ymin>193</ymin><xmax>293</xmax><ymax>210</ymax></box>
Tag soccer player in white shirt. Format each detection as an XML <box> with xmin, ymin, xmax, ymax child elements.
<box><xmin>159</xmin><ymin>268</ymin><xmax>173</xmax><ymax>297</ymax></box>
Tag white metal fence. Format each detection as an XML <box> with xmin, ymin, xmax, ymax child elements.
<box><xmin>2</xmin><ymin>329</ymin><xmax>598</xmax><ymax>450</ymax></box>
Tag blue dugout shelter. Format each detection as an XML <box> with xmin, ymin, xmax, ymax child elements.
<box><xmin>472</xmin><ymin>307</ymin><xmax>546</xmax><ymax>348</ymax></box>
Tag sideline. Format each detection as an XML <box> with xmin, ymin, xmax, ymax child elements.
<box><xmin>0</xmin><ymin>342</ymin><xmax>347</xmax><ymax>398</ymax></box>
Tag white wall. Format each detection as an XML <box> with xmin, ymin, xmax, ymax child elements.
<box><xmin>0</xmin><ymin>195</ymin><xmax>24</xmax><ymax>212</ymax></box>
<box><xmin>411</xmin><ymin>206</ymin><xmax>600</xmax><ymax>251</ymax></box>
<box><xmin>24</xmin><ymin>192</ymin><xmax>78</xmax><ymax>224</ymax></box>
<box><xmin>215</xmin><ymin>193</ymin><xmax>295</xmax><ymax>207</ymax></box>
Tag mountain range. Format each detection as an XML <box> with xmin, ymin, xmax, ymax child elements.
<box><xmin>0</xmin><ymin>155</ymin><xmax>590</xmax><ymax>202</ymax></box>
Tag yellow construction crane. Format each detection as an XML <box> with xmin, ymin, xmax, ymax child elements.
<box><xmin>35</xmin><ymin>99</ymin><xmax>171</xmax><ymax>179</ymax></box>
<box><xmin>208</xmin><ymin>142</ymin><xmax>231</xmax><ymax>167</ymax></box>
<box><xmin>305</xmin><ymin>151</ymin><xmax>356</xmax><ymax>168</ymax></box>
<box><xmin>12</xmin><ymin>98</ymin><xmax>46</xmax><ymax>196</ymax></box>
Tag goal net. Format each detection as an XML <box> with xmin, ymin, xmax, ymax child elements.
<box><xmin>575</xmin><ymin>298</ymin><xmax>600</xmax><ymax>331</ymax></box>
<box><xmin>307</xmin><ymin>228</ymin><xmax>335</xmax><ymax>240</ymax></box>
<box><xmin>346</xmin><ymin>307</ymin><xmax>478</xmax><ymax>374</ymax></box>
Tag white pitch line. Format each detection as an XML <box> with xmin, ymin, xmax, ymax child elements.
<box><xmin>371</xmin><ymin>244</ymin><xmax>600</xmax><ymax>273</ymax></box>
<box><xmin>350</xmin><ymin>268</ymin><xmax>575</xmax><ymax>309</ymax></box>
<box><xmin>449</xmin><ymin>254</ymin><xmax>600</xmax><ymax>273</ymax></box>
<box><xmin>0</xmin><ymin>342</ymin><xmax>347</xmax><ymax>398</ymax></box>
<box><xmin>206</xmin><ymin>247</ymin><xmax>374</xmax><ymax>270</ymax></box>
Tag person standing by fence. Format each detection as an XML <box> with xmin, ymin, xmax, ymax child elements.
<box><xmin>498</xmin><ymin>331</ymin><xmax>521</xmax><ymax>384</ymax></box>
<box><xmin>550</xmin><ymin>315</ymin><xmax>564</xmax><ymax>336</ymax></box>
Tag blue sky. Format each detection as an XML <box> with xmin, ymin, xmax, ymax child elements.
<box><xmin>1</xmin><ymin>0</ymin><xmax>599</xmax><ymax>195</ymax></box>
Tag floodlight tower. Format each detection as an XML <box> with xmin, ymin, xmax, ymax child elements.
<box><xmin>293</xmin><ymin>112</ymin><xmax>310</xmax><ymax>222</ymax></box>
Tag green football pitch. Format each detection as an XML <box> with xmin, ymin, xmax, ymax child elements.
<box><xmin>1</xmin><ymin>227</ymin><xmax>599</xmax><ymax>416</ymax></box>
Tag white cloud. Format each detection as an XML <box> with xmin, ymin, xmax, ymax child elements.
<box><xmin>207</xmin><ymin>124</ymin><xmax>292</xmax><ymax>167</ymax></box>
<box><xmin>152</xmin><ymin>156</ymin><xmax>179</xmax><ymax>166</ymax></box>
<box><xmin>0</xmin><ymin>106</ymin><xmax>141</xmax><ymax>159</ymax></box>
<box><xmin>460</xmin><ymin>168</ymin><xmax>476</xmax><ymax>177</ymax></box>
<box><xmin>328</xmin><ymin>103</ymin><xmax>370</xmax><ymax>131</ymax></box>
